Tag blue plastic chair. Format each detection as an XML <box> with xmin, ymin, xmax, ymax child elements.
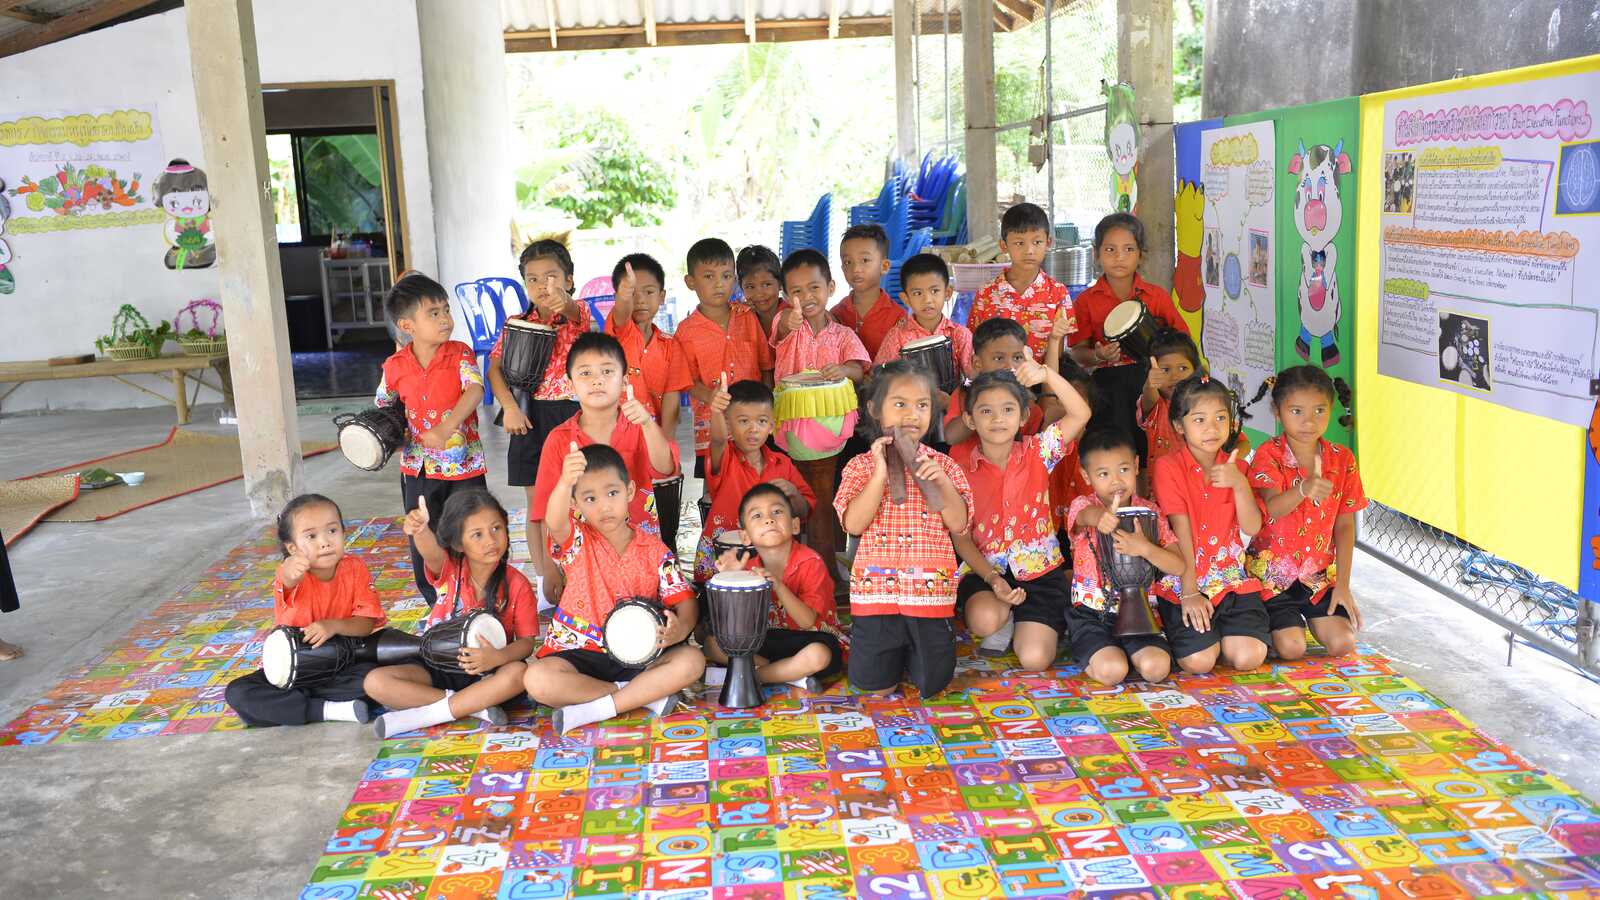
<box><xmin>453</xmin><ymin>277</ymin><xmax>528</xmax><ymax>403</ymax></box>
<box><xmin>883</xmin><ymin>227</ymin><xmax>933</xmax><ymax>299</ymax></box>
<box><xmin>781</xmin><ymin>193</ymin><xmax>831</xmax><ymax>259</ymax></box>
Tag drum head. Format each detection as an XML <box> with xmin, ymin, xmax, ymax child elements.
<box><xmin>504</xmin><ymin>318</ymin><xmax>556</xmax><ymax>334</ymax></box>
<box><xmin>605</xmin><ymin>603</ymin><xmax>663</xmax><ymax>666</ymax></box>
<box><xmin>715</xmin><ymin>529</ymin><xmax>749</xmax><ymax>546</ymax></box>
<box><xmin>262</xmin><ymin>628</ymin><xmax>297</xmax><ymax>689</ymax></box>
<box><xmin>708</xmin><ymin>570</ymin><xmax>768</xmax><ymax>590</ymax></box>
<box><xmin>339</xmin><ymin>424</ymin><xmax>386</xmax><ymax>471</ymax></box>
<box><xmin>902</xmin><ymin>335</ymin><xmax>952</xmax><ymax>351</ymax></box>
<box><xmin>781</xmin><ymin>372</ymin><xmax>844</xmax><ymax>388</ymax></box>
<box><xmin>1104</xmin><ymin>301</ymin><xmax>1144</xmax><ymax>338</ymax></box>
<box><xmin>464</xmin><ymin>613</ymin><xmax>508</xmax><ymax>650</ymax></box>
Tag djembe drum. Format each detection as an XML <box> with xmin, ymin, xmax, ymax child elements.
<box><xmin>418</xmin><ymin>610</ymin><xmax>509</xmax><ymax>675</ymax></box>
<box><xmin>1103</xmin><ymin>300</ymin><xmax>1158</xmax><ymax>361</ymax></box>
<box><xmin>500</xmin><ymin>318</ymin><xmax>558</xmax><ymax>393</ymax></box>
<box><xmin>603</xmin><ymin>598</ymin><xmax>666</xmax><ymax>669</ymax></box>
<box><xmin>262</xmin><ymin>626</ymin><xmax>358</xmax><ymax>690</ymax></box>
<box><xmin>774</xmin><ymin>372</ymin><xmax>859</xmax><ymax>461</ymax></box>
<box><xmin>334</xmin><ymin>404</ymin><xmax>408</xmax><ymax>472</ymax></box>
<box><xmin>706</xmin><ymin>570</ymin><xmax>772</xmax><ymax>708</ymax></box>
<box><xmin>1093</xmin><ymin>507</ymin><xmax>1162</xmax><ymax>637</ymax></box>
<box><xmin>901</xmin><ymin>334</ymin><xmax>959</xmax><ymax>396</ymax></box>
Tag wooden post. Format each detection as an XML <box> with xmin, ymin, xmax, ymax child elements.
<box><xmin>893</xmin><ymin>0</ymin><xmax>917</xmax><ymax>167</ymax></box>
<box><xmin>184</xmin><ymin>0</ymin><xmax>302</xmax><ymax>516</ymax></box>
<box><xmin>963</xmin><ymin>0</ymin><xmax>997</xmax><ymax>244</ymax></box>
<box><xmin>1118</xmin><ymin>0</ymin><xmax>1175</xmax><ymax>288</ymax></box>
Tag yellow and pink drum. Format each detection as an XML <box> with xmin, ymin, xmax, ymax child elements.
<box><xmin>774</xmin><ymin>372</ymin><xmax>859</xmax><ymax>461</ymax></box>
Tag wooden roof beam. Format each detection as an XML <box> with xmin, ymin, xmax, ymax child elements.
<box><xmin>0</xmin><ymin>0</ymin><xmax>159</xmax><ymax>60</ymax></box>
<box><xmin>0</xmin><ymin>6</ymin><xmax>57</xmax><ymax>25</ymax></box>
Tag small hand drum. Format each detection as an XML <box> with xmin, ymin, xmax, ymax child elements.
<box><xmin>603</xmin><ymin>597</ymin><xmax>666</xmax><ymax>668</ymax></box>
<box><xmin>262</xmin><ymin>625</ymin><xmax>355</xmax><ymax>690</ymax></box>
<box><xmin>500</xmin><ymin>318</ymin><xmax>557</xmax><ymax>393</ymax></box>
<box><xmin>419</xmin><ymin>610</ymin><xmax>509</xmax><ymax>675</ymax></box>
<box><xmin>1103</xmin><ymin>300</ymin><xmax>1158</xmax><ymax>362</ymax></box>
<box><xmin>334</xmin><ymin>404</ymin><xmax>408</xmax><ymax>472</ymax></box>
<box><xmin>901</xmin><ymin>334</ymin><xmax>959</xmax><ymax>396</ymax></box>
<box><xmin>706</xmin><ymin>570</ymin><xmax>772</xmax><ymax>708</ymax></box>
<box><xmin>1093</xmin><ymin>507</ymin><xmax>1162</xmax><ymax>637</ymax></box>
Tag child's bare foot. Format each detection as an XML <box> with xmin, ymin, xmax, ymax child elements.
<box><xmin>0</xmin><ymin>639</ymin><xmax>22</xmax><ymax>661</ymax></box>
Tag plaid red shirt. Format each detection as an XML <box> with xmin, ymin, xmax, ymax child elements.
<box><xmin>540</xmin><ymin>520</ymin><xmax>691</xmax><ymax>657</ymax></box>
<box><xmin>1066</xmin><ymin>493</ymin><xmax>1179</xmax><ymax>612</ymax></box>
<box><xmin>677</xmin><ymin>304</ymin><xmax>774</xmax><ymax>452</ymax></box>
<box><xmin>1151</xmin><ymin>446</ymin><xmax>1263</xmax><ymax>605</ymax></box>
<box><xmin>422</xmin><ymin>557</ymin><xmax>539</xmax><ymax>641</ymax></box>
<box><xmin>833</xmin><ymin>445</ymin><xmax>973</xmax><ymax>618</ymax></box>
<box><xmin>872</xmin><ymin>315</ymin><xmax>975</xmax><ymax>377</ymax></box>
<box><xmin>530</xmin><ymin>412</ymin><xmax>679</xmax><ymax>537</ymax></box>
<box><xmin>1246</xmin><ymin>436</ymin><xmax>1367</xmax><ymax>601</ymax></box>
<box><xmin>970</xmin><ymin>269</ymin><xmax>1070</xmax><ymax>361</ymax></box>
<box><xmin>771</xmin><ymin>315</ymin><xmax>871</xmax><ymax>381</ymax></box>
<box><xmin>376</xmin><ymin>340</ymin><xmax>486</xmax><ymax>480</ymax></box>
<box><xmin>608</xmin><ymin>314</ymin><xmax>692</xmax><ymax>419</ymax></box>
<box><xmin>489</xmin><ymin>305</ymin><xmax>592</xmax><ymax>402</ymax></box>
<box><xmin>1068</xmin><ymin>274</ymin><xmax>1188</xmax><ymax>366</ymax></box>
<box><xmin>949</xmin><ymin>420</ymin><xmax>1073</xmax><ymax>580</ymax></box>
<box><xmin>694</xmin><ymin>443</ymin><xmax>817</xmax><ymax>581</ymax></box>
<box><xmin>830</xmin><ymin>290</ymin><xmax>906</xmax><ymax>359</ymax></box>
<box><xmin>273</xmin><ymin>556</ymin><xmax>385</xmax><ymax>629</ymax></box>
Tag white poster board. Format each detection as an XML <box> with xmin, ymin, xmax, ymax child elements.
<box><xmin>1199</xmin><ymin>120</ymin><xmax>1277</xmax><ymax>424</ymax></box>
<box><xmin>1376</xmin><ymin>72</ymin><xmax>1600</xmax><ymax>426</ymax></box>
<box><xmin>0</xmin><ymin>105</ymin><xmax>166</xmax><ymax>234</ymax></box>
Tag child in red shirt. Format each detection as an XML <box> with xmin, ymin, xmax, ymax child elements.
<box><xmin>950</xmin><ymin>363</ymin><xmax>1091</xmax><ymax>672</ymax></box>
<box><xmin>376</xmin><ymin>273</ymin><xmax>487</xmax><ymax>604</ymax></box>
<box><xmin>225</xmin><ymin>494</ymin><xmax>386</xmax><ymax>727</ymax></box>
<box><xmin>944</xmin><ymin>319</ymin><xmax>1048</xmax><ymax>446</ymax></box>
<box><xmin>1151</xmin><ymin>376</ymin><xmax>1270</xmax><ymax>675</ymax></box>
<box><xmin>970</xmin><ymin>202</ymin><xmax>1069</xmax><ymax>362</ymax></box>
<box><xmin>678</xmin><ymin>238</ymin><xmax>775</xmax><ymax>468</ymax></box>
<box><xmin>524</xmin><ymin>444</ymin><xmax>702</xmax><ymax>734</ymax></box>
<box><xmin>836</xmin><ymin>360</ymin><xmax>974</xmax><ymax>696</ymax></box>
<box><xmin>697</xmin><ymin>378</ymin><xmax>814</xmax><ymax>582</ymax></box>
<box><xmin>706</xmin><ymin>483</ymin><xmax>844</xmax><ymax>692</ymax></box>
<box><xmin>1247</xmin><ymin>366</ymin><xmax>1366</xmax><ymax>659</ymax></box>
<box><xmin>530</xmin><ymin>332</ymin><xmax>680</xmax><ymax>603</ymax></box>
<box><xmin>1065</xmin><ymin>430</ymin><xmax>1186</xmax><ymax>685</ymax></box>
<box><xmin>365</xmin><ymin>490</ymin><xmax>538</xmax><ymax>738</ymax></box>
<box><xmin>736</xmin><ymin>244</ymin><xmax>789</xmax><ymax>342</ymax></box>
<box><xmin>831</xmin><ymin>224</ymin><xmax>906</xmax><ymax>359</ymax></box>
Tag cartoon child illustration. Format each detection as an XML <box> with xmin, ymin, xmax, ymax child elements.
<box><xmin>1288</xmin><ymin>140</ymin><xmax>1351</xmax><ymax>366</ymax></box>
<box><xmin>0</xmin><ymin>178</ymin><xmax>13</xmax><ymax>294</ymax></box>
<box><xmin>1106</xmin><ymin>84</ymin><xmax>1139</xmax><ymax>212</ymax></box>
<box><xmin>153</xmin><ymin>159</ymin><xmax>216</xmax><ymax>270</ymax></box>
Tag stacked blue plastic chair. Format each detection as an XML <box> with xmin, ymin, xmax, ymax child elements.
<box><xmin>452</xmin><ymin>277</ymin><xmax>529</xmax><ymax>404</ymax></box>
<box><xmin>909</xmin><ymin>155</ymin><xmax>958</xmax><ymax>231</ymax></box>
<box><xmin>883</xmin><ymin>227</ymin><xmax>933</xmax><ymax>301</ymax></box>
<box><xmin>781</xmin><ymin>193</ymin><xmax>831</xmax><ymax>260</ymax></box>
<box><xmin>930</xmin><ymin>177</ymin><xmax>967</xmax><ymax>246</ymax></box>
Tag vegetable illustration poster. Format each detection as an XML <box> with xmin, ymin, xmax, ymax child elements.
<box><xmin>0</xmin><ymin>106</ymin><xmax>166</xmax><ymax>234</ymax></box>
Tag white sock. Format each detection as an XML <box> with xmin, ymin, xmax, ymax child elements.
<box><xmin>703</xmin><ymin>667</ymin><xmax>728</xmax><ymax>687</ymax></box>
<box><xmin>374</xmin><ymin>694</ymin><xmax>456</xmax><ymax>738</ymax></box>
<box><xmin>556</xmin><ymin>694</ymin><xmax>617</xmax><ymax>734</ymax></box>
<box><xmin>320</xmin><ymin>699</ymin><xmax>368</xmax><ymax>723</ymax></box>
<box><xmin>645</xmin><ymin>692</ymin><xmax>677</xmax><ymax>717</ymax></box>
<box><xmin>614</xmin><ymin>680</ymin><xmax>630</xmax><ymax>690</ymax></box>
<box><xmin>472</xmin><ymin>705</ymin><xmax>507</xmax><ymax>725</ymax></box>
<box><xmin>788</xmin><ymin>676</ymin><xmax>817</xmax><ymax>691</ymax></box>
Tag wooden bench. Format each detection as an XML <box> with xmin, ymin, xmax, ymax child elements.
<box><xmin>0</xmin><ymin>354</ymin><xmax>232</xmax><ymax>425</ymax></box>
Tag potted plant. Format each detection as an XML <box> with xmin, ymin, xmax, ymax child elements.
<box><xmin>94</xmin><ymin>304</ymin><xmax>173</xmax><ymax>361</ymax></box>
<box><xmin>174</xmin><ymin>298</ymin><xmax>226</xmax><ymax>356</ymax></box>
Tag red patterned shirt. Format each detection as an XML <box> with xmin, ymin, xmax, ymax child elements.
<box><xmin>273</xmin><ymin>556</ymin><xmax>386</xmax><ymax>629</ymax></box>
<box><xmin>872</xmin><ymin>315</ymin><xmax>975</xmax><ymax>377</ymax></box>
<box><xmin>833</xmin><ymin>445</ymin><xmax>973</xmax><ymax>618</ymax></box>
<box><xmin>377</xmin><ymin>340</ymin><xmax>486</xmax><ymax>480</ymax></box>
<box><xmin>489</xmin><ymin>305</ymin><xmax>593</xmax><ymax>402</ymax></box>
<box><xmin>1246</xmin><ymin>437</ymin><xmax>1367</xmax><ymax>601</ymax></box>
<box><xmin>608</xmin><ymin>314</ymin><xmax>693</xmax><ymax>419</ymax></box>
<box><xmin>1065</xmin><ymin>493</ymin><xmax>1179</xmax><ymax>612</ymax></box>
<box><xmin>830</xmin><ymin>290</ymin><xmax>906</xmax><ymax>359</ymax></box>
<box><xmin>422</xmin><ymin>557</ymin><xmax>539</xmax><ymax>641</ymax></box>
<box><xmin>1151</xmin><ymin>446</ymin><xmax>1263</xmax><ymax>605</ymax></box>
<box><xmin>771</xmin><ymin>315</ymin><xmax>871</xmax><ymax>382</ymax></box>
<box><xmin>950</xmin><ymin>420</ymin><xmax>1073</xmax><ymax>580</ymax></box>
<box><xmin>1068</xmin><ymin>274</ymin><xmax>1187</xmax><ymax>367</ymax></box>
<box><xmin>540</xmin><ymin>519</ymin><xmax>691</xmax><ymax>656</ymax></box>
<box><xmin>695</xmin><ymin>443</ymin><xmax>816</xmax><ymax>581</ymax></box>
<box><xmin>677</xmin><ymin>304</ymin><xmax>774</xmax><ymax>452</ymax></box>
<box><xmin>970</xmin><ymin>269</ymin><xmax>1070</xmax><ymax>361</ymax></box>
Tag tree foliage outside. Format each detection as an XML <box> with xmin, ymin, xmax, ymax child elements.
<box><xmin>537</xmin><ymin>114</ymin><xmax>676</xmax><ymax>229</ymax></box>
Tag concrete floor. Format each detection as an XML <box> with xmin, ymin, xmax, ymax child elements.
<box><xmin>0</xmin><ymin>402</ymin><xmax>1597</xmax><ymax>898</ymax></box>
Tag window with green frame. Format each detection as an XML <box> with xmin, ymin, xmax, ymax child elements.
<box><xmin>266</xmin><ymin>129</ymin><xmax>386</xmax><ymax>244</ymax></box>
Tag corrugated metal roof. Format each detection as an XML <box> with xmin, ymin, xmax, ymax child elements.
<box><xmin>503</xmin><ymin>0</ymin><xmax>960</xmax><ymax>32</ymax></box>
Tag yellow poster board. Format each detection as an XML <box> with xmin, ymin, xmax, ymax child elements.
<box><xmin>1356</xmin><ymin>56</ymin><xmax>1598</xmax><ymax>589</ymax></box>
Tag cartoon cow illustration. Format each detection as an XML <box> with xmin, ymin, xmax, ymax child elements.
<box><xmin>1288</xmin><ymin>140</ymin><xmax>1351</xmax><ymax>366</ymax></box>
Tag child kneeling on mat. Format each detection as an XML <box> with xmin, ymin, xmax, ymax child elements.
<box><xmin>706</xmin><ymin>483</ymin><xmax>845</xmax><ymax>693</ymax></box>
<box><xmin>365</xmin><ymin>490</ymin><xmax>537</xmax><ymax>738</ymax></box>
<box><xmin>524</xmin><ymin>443</ymin><xmax>703</xmax><ymax>734</ymax></box>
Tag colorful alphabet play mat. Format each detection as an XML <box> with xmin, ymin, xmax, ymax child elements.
<box><xmin>2</xmin><ymin>517</ymin><xmax>1597</xmax><ymax>898</ymax></box>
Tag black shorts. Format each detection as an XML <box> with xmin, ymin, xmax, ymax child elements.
<box><xmin>1158</xmin><ymin>590</ymin><xmax>1271</xmax><ymax>660</ymax></box>
<box><xmin>427</xmin><ymin>667</ymin><xmax>481</xmax><ymax>693</ymax></box>
<box><xmin>847</xmin><ymin>613</ymin><xmax>956</xmax><ymax>696</ymax></box>
<box><xmin>506</xmin><ymin>398</ymin><xmax>580</xmax><ymax>486</ymax></box>
<box><xmin>955</xmin><ymin>568</ymin><xmax>1073</xmax><ymax>634</ymax></box>
<box><xmin>546</xmin><ymin>643</ymin><xmax>690</xmax><ymax>685</ymax></box>
<box><xmin>758</xmin><ymin>628</ymin><xmax>844</xmax><ymax>680</ymax></box>
<box><xmin>1266</xmin><ymin>581</ymin><xmax>1352</xmax><ymax>632</ymax></box>
<box><xmin>1065</xmin><ymin>602</ymin><xmax>1172</xmax><ymax>665</ymax></box>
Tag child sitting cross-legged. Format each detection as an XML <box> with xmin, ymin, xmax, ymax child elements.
<box><xmin>524</xmin><ymin>444</ymin><xmax>704</xmax><ymax>734</ymax></box>
<box><xmin>704</xmin><ymin>483</ymin><xmax>845</xmax><ymax>693</ymax></box>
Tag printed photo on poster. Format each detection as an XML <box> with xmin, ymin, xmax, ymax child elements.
<box><xmin>1438</xmin><ymin>311</ymin><xmax>1491</xmax><ymax>390</ymax></box>
<box><xmin>1383</xmin><ymin>152</ymin><xmax>1415</xmax><ymax>214</ymax></box>
<box><xmin>1248</xmin><ymin>231</ymin><xmax>1269</xmax><ymax>286</ymax></box>
<box><xmin>1204</xmin><ymin>228</ymin><xmax>1221</xmax><ymax>286</ymax></box>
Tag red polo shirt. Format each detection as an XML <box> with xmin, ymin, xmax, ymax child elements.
<box><xmin>540</xmin><ymin>520</ymin><xmax>692</xmax><ymax>657</ymax></box>
<box><xmin>830</xmin><ymin>290</ymin><xmax>906</xmax><ymax>360</ymax></box>
<box><xmin>1069</xmin><ymin>274</ymin><xmax>1188</xmax><ymax>366</ymax></box>
<box><xmin>1246</xmin><ymin>437</ymin><xmax>1367</xmax><ymax>601</ymax></box>
<box><xmin>1151</xmin><ymin>445</ymin><xmax>1263</xmax><ymax>605</ymax></box>
<box><xmin>694</xmin><ymin>443</ymin><xmax>816</xmax><ymax>581</ymax></box>
<box><xmin>422</xmin><ymin>557</ymin><xmax>539</xmax><ymax>641</ymax></box>
<box><xmin>607</xmin><ymin>314</ymin><xmax>693</xmax><ymax>419</ymax></box>
<box><xmin>273</xmin><ymin>556</ymin><xmax>386</xmax><ymax>629</ymax></box>
<box><xmin>530</xmin><ymin>412</ymin><xmax>679</xmax><ymax>538</ymax></box>
<box><xmin>950</xmin><ymin>420</ymin><xmax>1074</xmax><ymax>580</ymax></box>
<box><xmin>678</xmin><ymin>304</ymin><xmax>775</xmax><ymax>452</ymax></box>
<box><xmin>738</xmin><ymin>542</ymin><xmax>839</xmax><ymax>632</ymax></box>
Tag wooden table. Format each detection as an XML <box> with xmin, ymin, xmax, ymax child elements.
<box><xmin>0</xmin><ymin>354</ymin><xmax>231</xmax><ymax>424</ymax></box>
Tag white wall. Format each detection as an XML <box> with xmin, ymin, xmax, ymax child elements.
<box><xmin>0</xmin><ymin>1</ymin><xmax>439</xmax><ymax>415</ymax></box>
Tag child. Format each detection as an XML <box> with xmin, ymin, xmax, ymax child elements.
<box><xmin>872</xmin><ymin>252</ymin><xmax>975</xmax><ymax>377</ymax></box>
<box><xmin>830</xmin><ymin>224</ymin><xmax>906</xmax><ymax>359</ymax></box>
<box><xmin>608</xmin><ymin>253</ymin><xmax>693</xmax><ymax>551</ymax></box>
<box><xmin>366</xmin><ymin>490</ymin><xmax>537</xmax><ymax>738</ymax></box>
<box><xmin>1068</xmin><ymin>214</ymin><xmax>1190</xmax><ymax>460</ymax></box>
<box><xmin>1138</xmin><ymin>328</ymin><xmax>1201</xmax><ymax>464</ymax></box>
<box><xmin>698</xmin><ymin>378</ymin><xmax>815</xmax><ymax>581</ymax></box>
<box><xmin>944</xmin><ymin>319</ymin><xmax>1048</xmax><ymax>446</ymax></box>
<box><xmin>970</xmin><ymin>202</ymin><xmax>1069</xmax><ymax>362</ymax></box>
<box><xmin>1151</xmin><ymin>376</ymin><xmax>1270</xmax><ymax>674</ymax></box>
<box><xmin>950</xmin><ymin>363</ymin><xmax>1091</xmax><ymax>671</ymax></box>
<box><xmin>487</xmin><ymin>240</ymin><xmax>592</xmax><ymax>603</ymax></box>
<box><xmin>225</xmin><ymin>494</ymin><xmax>385</xmax><ymax>726</ymax></box>
<box><xmin>1247</xmin><ymin>366</ymin><xmax>1366</xmax><ymax>659</ymax></box>
<box><xmin>737</xmin><ymin>244</ymin><xmax>790</xmax><ymax>340</ymax></box>
<box><xmin>524</xmin><ymin>444</ymin><xmax>703</xmax><ymax>734</ymax></box>
<box><xmin>376</xmin><ymin>273</ymin><xmax>487</xmax><ymax>603</ymax></box>
<box><xmin>677</xmin><ymin>238</ymin><xmax>775</xmax><ymax>469</ymax></box>
<box><xmin>531</xmin><ymin>333</ymin><xmax>680</xmax><ymax>593</ymax></box>
<box><xmin>707</xmin><ymin>482</ymin><xmax>845</xmax><ymax>691</ymax></box>
<box><xmin>1048</xmin><ymin>363</ymin><xmax>1096</xmax><ymax>539</ymax></box>
<box><xmin>836</xmin><ymin>360</ymin><xmax>974</xmax><ymax>696</ymax></box>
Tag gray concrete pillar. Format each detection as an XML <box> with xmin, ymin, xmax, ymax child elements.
<box><xmin>184</xmin><ymin>0</ymin><xmax>302</xmax><ymax>517</ymax></box>
<box><xmin>893</xmin><ymin>0</ymin><xmax>917</xmax><ymax>167</ymax></box>
<box><xmin>416</xmin><ymin>0</ymin><xmax>516</xmax><ymax>298</ymax></box>
<box><xmin>1118</xmin><ymin>0</ymin><xmax>1175</xmax><ymax>288</ymax></box>
<box><xmin>963</xmin><ymin>0</ymin><xmax>998</xmax><ymax>244</ymax></box>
